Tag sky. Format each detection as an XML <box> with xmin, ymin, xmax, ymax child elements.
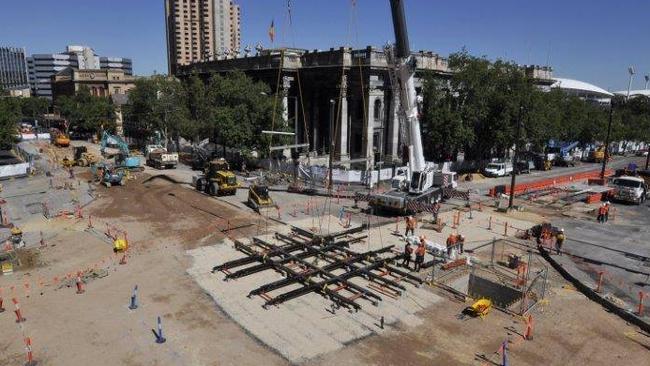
<box><xmin>1</xmin><ymin>0</ymin><xmax>649</xmax><ymax>91</ymax></box>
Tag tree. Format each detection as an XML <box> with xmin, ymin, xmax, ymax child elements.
<box><xmin>125</xmin><ymin>75</ymin><xmax>190</xmax><ymax>146</ymax></box>
<box><xmin>203</xmin><ymin>71</ymin><xmax>285</xmax><ymax>156</ymax></box>
<box><xmin>55</xmin><ymin>86</ymin><xmax>114</xmax><ymax>135</ymax></box>
<box><xmin>0</xmin><ymin>97</ymin><xmax>21</xmax><ymax>149</ymax></box>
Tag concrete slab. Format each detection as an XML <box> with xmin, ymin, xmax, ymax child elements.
<box><xmin>186</xmin><ymin>238</ymin><xmax>442</xmax><ymax>364</ymax></box>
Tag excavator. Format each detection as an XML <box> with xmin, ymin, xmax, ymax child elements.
<box><xmin>369</xmin><ymin>0</ymin><xmax>457</xmax><ymax>213</ymax></box>
<box><xmin>100</xmin><ymin>131</ymin><xmax>143</xmax><ymax>171</ymax></box>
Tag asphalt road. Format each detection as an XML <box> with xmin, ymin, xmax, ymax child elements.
<box><xmin>555</xmin><ymin>199</ymin><xmax>650</xmax><ymax>310</ymax></box>
<box><xmin>460</xmin><ymin>156</ymin><xmax>646</xmax><ymax>194</ymax></box>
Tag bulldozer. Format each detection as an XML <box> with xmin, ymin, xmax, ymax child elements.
<box><xmin>247</xmin><ymin>184</ymin><xmax>277</xmax><ymax>214</ymax></box>
<box><xmin>73</xmin><ymin>146</ymin><xmax>99</xmax><ymax>167</ymax></box>
<box><xmin>195</xmin><ymin>158</ymin><xmax>239</xmax><ymax>196</ymax></box>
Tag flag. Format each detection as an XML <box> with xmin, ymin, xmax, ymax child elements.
<box><xmin>268</xmin><ymin>20</ymin><xmax>275</xmax><ymax>43</ymax></box>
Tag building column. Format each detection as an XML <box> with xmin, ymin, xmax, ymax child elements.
<box><xmin>281</xmin><ymin>76</ymin><xmax>292</xmax><ymax>126</ymax></box>
<box><xmin>365</xmin><ymin>95</ymin><xmax>376</xmax><ymax>169</ymax></box>
<box><xmin>386</xmin><ymin>89</ymin><xmax>400</xmax><ymax>162</ymax></box>
<box><xmin>338</xmin><ymin>74</ymin><xmax>349</xmax><ymax>161</ymax></box>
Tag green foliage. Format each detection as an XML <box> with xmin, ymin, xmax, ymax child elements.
<box><xmin>419</xmin><ymin>50</ymin><xmax>641</xmax><ymax>161</ymax></box>
<box><xmin>124</xmin><ymin>71</ymin><xmax>282</xmax><ymax>156</ymax></box>
<box><xmin>0</xmin><ymin>97</ymin><xmax>21</xmax><ymax>149</ymax></box>
<box><xmin>55</xmin><ymin>86</ymin><xmax>114</xmax><ymax>134</ymax></box>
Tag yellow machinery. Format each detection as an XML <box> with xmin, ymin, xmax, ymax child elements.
<box><xmin>195</xmin><ymin>158</ymin><xmax>239</xmax><ymax>196</ymax></box>
<box><xmin>113</xmin><ymin>238</ymin><xmax>128</xmax><ymax>252</ymax></box>
<box><xmin>73</xmin><ymin>146</ymin><xmax>99</xmax><ymax>167</ymax></box>
<box><xmin>54</xmin><ymin>133</ymin><xmax>70</xmax><ymax>147</ymax></box>
<box><xmin>247</xmin><ymin>184</ymin><xmax>276</xmax><ymax>214</ymax></box>
<box><xmin>589</xmin><ymin>146</ymin><xmax>605</xmax><ymax>163</ymax></box>
<box><xmin>468</xmin><ymin>298</ymin><xmax>492</xmax><ymax>318</ymax></box>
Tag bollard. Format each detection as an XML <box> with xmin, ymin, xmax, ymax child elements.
<box><xmin>76</xmin><ymin>274</ymin><xmax>85</xmax><ymax>294</ymax></box>
<box><xmin>504</xmin><ymin>222</ymin><xmax>508</xmax><ymax>236</ymax></box>
<box><xmin>524</xmin><ymin>314</ymin><xmax>534</xmax><ymax>340</ymax></box>
<box><xmin>639</xmin><ymin>291</ymin><xmax>645</xmax><ymax>317</ymax></box>
<box><xmin>24</xmin><ymin>337</ymin><xmax>36</xmax><ymax>366</ymax></box>
<box><xmin>501</xmin><ymin>340</ymin><xmax>509</xmax><ymax>366</ymax></box>
<box><xmin>129</xmin><ymin>285</ymin><xmax>139</xmax><ymax>310</ymax></box>
<box><xmin>155</xmin><ymin>316</ymin><xmax>167</xmax><ymax>344</ymax></box>
<box><xmin>595</xmin><ymin>271</ymin><xmax>605</xmax><ymax>293</ymax></box>
<box><xmin>13</xmin><ymin>298</ymin><xmax>26</xmax><ymax>323</ymax></box>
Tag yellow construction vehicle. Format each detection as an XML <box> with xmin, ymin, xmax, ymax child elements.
<box><xmin>247</xmin><ymin>184</ymin><xmax>277</xmax><ymax>214</ymax></box>
<box><xmin>61</xmin><ymin>156</ymin><xmax>73</xmax><ymax>168</ymax></box>
<box><xmin>72</xmin><ymin>146</ymin><xmax>99</xmax><ymax>167</ymax></box>
<box><xmin>195</xmin><ymin>158</ymin><xmax>239</xmax><ymax>196</ymax></box>
<box><xmin>589</xmin><ymin>146</ymin><xmax>606</xmax><ymax>163</ymax></box>
<box><xmin>54</xmin><ymin>133</ymin><xmax>70</xmax><ymax>147</ymax></box>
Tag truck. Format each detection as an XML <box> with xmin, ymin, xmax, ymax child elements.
<box><xmin>483</xmin><ymin>161</ymin><xmax>513</xmax><ymax>177</ymax></box>
<box><xmin>145</xmin><ymin>145</ymin><xmax>178</xmax><ymax>169</ymax></box>
<box><xmin>609</xmin><ymin>176</ymin><xmax>648</xmax><ymax>204</ymax></box>
<box><xmin>367</xmin><ymin>0</ymin><xmax>458</xmax><ymax>214</ymax></box>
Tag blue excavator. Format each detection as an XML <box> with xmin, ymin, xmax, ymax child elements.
<box><xmin>100</xmin><ymin>131</ymin><xmax>143</xmax><ymax>171</ymax></box>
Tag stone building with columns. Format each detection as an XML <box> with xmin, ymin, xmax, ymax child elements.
<box><xmin>176</xmin><ymin>46</ymin><xmax>553</xmax><ymax>168</ymax></box>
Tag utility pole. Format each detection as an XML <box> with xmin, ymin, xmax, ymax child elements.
<box><xmin>601</xmin><ymin>102</ymin><xmax>614</xmax><ymax>179</ymax></box>
<box><xmin>508</xmin><ymin>105</ymin><xmax>524</xmax><ymax>210</ymax></box>
<box><xmin>645</xmin><ymin>144</ymin><xmax>650</xmax><ymax>170</ymax></box>
<box><xmin>328</xmin><ymin>99</ymin><xmax>336</xmax><ymax>194</ymax></box>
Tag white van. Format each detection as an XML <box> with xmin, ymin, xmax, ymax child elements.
<box><xmin>484</xmin><ymin>162</ymin><xmax>513</xmax><ymax>177</ymax></box>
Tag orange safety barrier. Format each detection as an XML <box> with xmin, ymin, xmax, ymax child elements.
<box><xmin>489</xmin><ymin>169</ymin><xmax>614</xmax><ymax>197</ymax></box>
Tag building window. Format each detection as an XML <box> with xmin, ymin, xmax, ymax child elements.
<box><xmin>373</xmin><ymin>99</ymin><xmax>383</xmax><ymax>122</ymax></box>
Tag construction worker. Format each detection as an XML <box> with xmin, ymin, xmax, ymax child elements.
<box><xmin>402</xmin><ymin>241</ymin><xmax>413</xmax><ymax>269</ymax></box>
<box><xmin>414</xmin><ymin>240</ymin><xmax>426</xmax><ymax>272</ymax></box>
<box><xmin>446</xmin><ymin>233</ymin><xmax>457</xmax><ymax>258</ymax></box>
<box><xmin>405</xmin><ymin>215</ymin><xmax>416</xmax><ymax>236</ymax></box>
<box><xmin>555</xmin><ymin>228</ymin><xmax>565</xmax><ymax>255</ymax></box>
<box><xmin>604</xmin><ymin>201</ymin><xmax>611</xmax><ymax>222</ymax></box>
<box><xmin>597</xmin><ymin>203</ymin><xmax>607</xmax><ymax>224</ymax></box>
<box><xmin>457</xmin><ymin>234</ymin><xmax>465</xmax><ymax>254</ymax></box>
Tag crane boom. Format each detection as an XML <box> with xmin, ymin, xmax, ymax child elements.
<box><xmin>389</xmin><ymin>0</ymin><xmax>426</xmax><ymax>181</ymax></box>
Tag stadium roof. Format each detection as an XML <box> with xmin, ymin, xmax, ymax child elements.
<box><xmin>613</xmin><ymin>89</ymin><xmax>650</xmax><ymax>98</ymax></box>
<box><xmin>551</xmin><ymin>77</ymin><xmax>613</xmax><ymax>98</ymax></box>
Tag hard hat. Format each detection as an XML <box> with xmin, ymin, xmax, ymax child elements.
<box><xmin>560</xmin><ymin>228</ymin><xmax>564</xmax><ymax>232</ymax></box>
<box><xmin>419</xmin><ymin>235</ymin><xmax>425</xmax><ymax>241</ymax></box>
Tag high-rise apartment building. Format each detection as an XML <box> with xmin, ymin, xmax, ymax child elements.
<box><xmin>28</xmin><ymin>45</ymin><xmax>132</xmax><ymax>99</ymax></box>
<box><xmin>0</xmin><ymin>47</ymin><xmax>29</xmax><ymax>92</ymax></box>
<box><xmin>165</xmin><ymin>0</ymin><xmax>241</xmax><ymax>75</ymax></box>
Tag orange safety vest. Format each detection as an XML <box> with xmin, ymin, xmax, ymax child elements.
<box><xmin>446</xmin><ymin>235</ymin><xmax>457</xmax><ymax>247</ymax></box>
<box><xmin>406</xmin><ymin>217</ymin><xmax>416</xmax><ymax>229</ymax></box>
<box><xmin>415</xmin><ymin>245</ymin><xmax>425</xmax><ymax>256</ymax></box>
<box><xmin>598</xmin><ymin>206</ymin><xmax>607</xmax><ymax>215</ymax></box>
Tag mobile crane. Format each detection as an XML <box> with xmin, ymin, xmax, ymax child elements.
<box><xmin>368</xmin><ymin>0</ymin><xmax>457</xmax><ymax>214</ymax></box>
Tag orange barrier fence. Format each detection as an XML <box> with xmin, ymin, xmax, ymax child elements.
<box><xmin>489</xmin><ymin>169</ymin><xmax>614</xmax><ymax>197</ymax></box>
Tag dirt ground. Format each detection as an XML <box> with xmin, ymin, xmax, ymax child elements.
<box><xmin>1</xmin><ymin>170</ymin><xmax>649</xmax><ymax>366</ymax></box>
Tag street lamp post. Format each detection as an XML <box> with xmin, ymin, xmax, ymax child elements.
<box><xmin>626</xmin><ymin>67</ymin><xmax>635</xmax><ymax>100</ymax></box>
<box><xmin>601</xmin><ymin>102</ymin><xmax>614</xmax><ymax>179</ymax></box>
<box><xmin>508</xmin><ymin>105</ymin><xmax>524</xmax><ymax>210</ymax></box>
<box><xmin>645</xmin><ymin>75</ymin><xmax>649</xmax><ymax>90</ymax></box>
